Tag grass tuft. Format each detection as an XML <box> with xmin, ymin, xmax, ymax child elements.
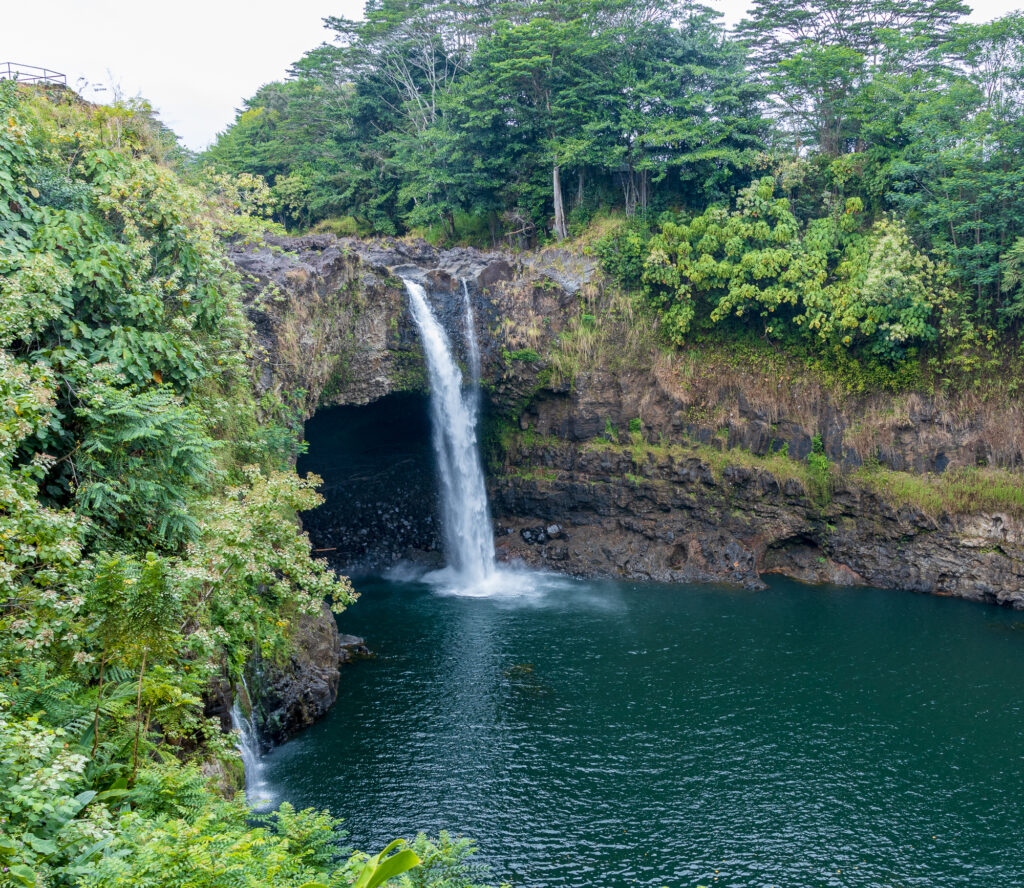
<box><xmin>855</xmin><ymin>465</ymin><xmax>1024</xmax><ymax>519</ymax></box>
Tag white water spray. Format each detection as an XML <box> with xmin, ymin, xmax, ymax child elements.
<box><xmin>230</xmin><ymin>678</ymin><xmax>271</xmax><ymax>807</ymax></box>
<box><xmin>403</xmin><ymin>278</ymin><xmax>496</xmax><ymax>587</ymax></box>
<box><xmin>462</xmin><ymin>279</ymin><xmax>482</xmax><ymax>420</ymax></box>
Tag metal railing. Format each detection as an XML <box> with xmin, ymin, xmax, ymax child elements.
<box><xmin>1</xmin><ymin>62</ymin><xmax>67</xmax><ymax>86</ymax></box>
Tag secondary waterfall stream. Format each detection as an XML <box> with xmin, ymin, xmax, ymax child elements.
<box><xmin>403</xmin><ymin>278</ymin><xmax>496</xmax><ymax>590</ymax></box>
<box><xmin>230</xmin><ymin>677</ymin><xmax>270</xmax><ymax>807</ymax></box>
<box><xmin>462</xmin><ymin>278</ymin><xmax>482</xmax><ymax>420</ymax></box>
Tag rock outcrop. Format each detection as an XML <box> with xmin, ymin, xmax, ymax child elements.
<box><xmin>228</xmin><ymin>232</ymin><xmax>1024</xmax><ymax>609</ymax></box>
<box><xmin>228</xmin><ymin>234</ymin><xmax>593</xmax><ymax>420</ymax></box>
<box><xmin>247</xmin><ymin>603</ymin><xmax>366</xmax><ymax>747</ymax></box>
<box><xmin>491</xmin><ymin>437</ymin><xmax>1024</xmax><ymax>607</ymax></box>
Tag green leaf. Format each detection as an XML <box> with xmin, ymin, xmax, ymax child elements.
<box><xmin>353</xmin><ymin>841</ymin><xmax>421</xmax><ymax>888</ymax></box>
<box><xmin>8</xmin><ymin>865</ymin><xmax>36</xmax><ymax>887</ymax></box>
<box><xmin>24</xmin><ymin>834</ymin><xmax>58</xmax><ymax>856</ymax></box>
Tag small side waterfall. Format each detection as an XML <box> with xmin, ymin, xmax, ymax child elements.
<box><xmin>403</xmin><ymin>278</ymin><xmax>496</xmax><ymax>586</ymax></box>
<box><xmin>230</xmin><ymin>679</ymin><xmax>270</xmax><ymax>806</ymax></box>
<box><xmin>462</xmin><ymin>279</ymin><xmax>482</xmax><ymax>420</ymax></box>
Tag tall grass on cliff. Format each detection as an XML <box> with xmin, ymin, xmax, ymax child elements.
<box><xmin>548</xmin><ymin>286</ymin><xmax>664</xmax><ymax>390</ymax></box>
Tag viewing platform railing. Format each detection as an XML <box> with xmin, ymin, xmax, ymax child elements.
<box><xmin>1</xmin><ymin>62</ymin><xmax>67</xmax><ymax>86</ymax></box>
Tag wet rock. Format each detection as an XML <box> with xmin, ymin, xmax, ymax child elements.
<box><xmin>249</xmin><ymin>602</ymin><xmax>344</xmax><ymax>747</ymax></box>
<box><xmin>338</xmin><ymin>634</ymin><xmax>370</xmax><ymax>663</ymax></box>
<box><xmin>521</xmin><ymin>525</ymin><xmax>548</xmax><ymax>544</ymax></box>
<box><xmin>203</xmin><ymin>671</ymin><xmax>235</xmax><ymax>735</ymax></box>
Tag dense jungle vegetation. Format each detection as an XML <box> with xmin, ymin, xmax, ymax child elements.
<box><xmin>0</xmin><ymin>84</ymin><xmax>492</xmax><ymax>887</ymax></box>
<box><xmin>3</xmin><ymin>0</ymin><xmax>1024</xmax><ymax>884</ymax></box>
<box><xmin>206</xmin><ymin>0</ymin><xmax>1024</xmax><ymax>386</ymax></box>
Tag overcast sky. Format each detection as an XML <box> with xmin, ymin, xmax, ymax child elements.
<box><xmin>3</xmin><ymin>0</ymin><xmax>1021</xmax><ymax>151</ymax></box>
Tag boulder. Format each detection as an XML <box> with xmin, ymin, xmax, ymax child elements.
<box><xmin>250</xmin><ymin>602</ymin><xmax>346</xmax><ymax>747</ymax></box>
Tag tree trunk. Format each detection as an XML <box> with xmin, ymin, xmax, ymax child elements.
<box><xmin>622</xmin><ymin>166</ymin><xmax>637</xmax><ymax>216</ymax></box>
<box><xmin>488</xmin><ymin>211</ymin><xmax>500</xmax><ymax>248</ymax></box>
<box><xmin>131</xmin><ymin>650</ymin><xmax>148</xmax><ymax>776</ymax></box>
<box><xmin>92</xmin><ymin>653</ymin><xmax>107</xmax><ymax>755</ymax></box>
<box><xmin>552</xmin><ymin>164</ymin><xmax>568</xmax><ymax>240</ymax></box>
<box><xmin>576</xmin><ymin>168</ymin><xmax>585</xmax><ymax>208</ymax></box>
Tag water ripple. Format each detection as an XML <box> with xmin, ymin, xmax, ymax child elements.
<box><xmin>261</xmin><ymin>576</ymin><xmax>1024</xmax><ymax>887</ymax></box>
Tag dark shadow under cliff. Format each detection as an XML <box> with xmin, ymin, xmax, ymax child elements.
<box><xmin>298</xmin><ymin>393</ymin><xmax>441</xmax><ymax>571</ymax></box>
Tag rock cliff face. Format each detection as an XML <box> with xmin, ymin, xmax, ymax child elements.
<box><xmin>246</xmin><ymin>603</ymin><xmax>343</xmax><ymax>747</ymax></box>
<box><xmin>230</xmin><ymin>233</ymin><xmax>1024</xmax><ymax>609</ymax></box>
<box><xmin>488</xmin><ymin>366</ymin><xmax>1024</xmax><ymax>607</ymax></box>
<box><xmin>491</xmin><ymin>434</ymin><xmax>1024</xmax><ymax>608</ymax></box>
<box><xmin>228</xmin><ymin>234</ymin><xmax>592</xmax><ymax>416</ymax></box>
<box><xmin>244</xmin><ymin>603</ymin><xmax>368</xmax><ymax>748</ymax></box>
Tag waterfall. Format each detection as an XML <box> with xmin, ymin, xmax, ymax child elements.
<box><xmin>462</xmin><ymin>279</ymin><xmax>482</xmax><ymax>419</ymax></box>
<box><xmin>403</xmin><ymin>278</ymin><xmax>496</xmax><ymax>586</ymax></box>
<box><xmin>230</xmin><ymin>678</ymin><xmax>270</xmax><ymax>806</ymax></box>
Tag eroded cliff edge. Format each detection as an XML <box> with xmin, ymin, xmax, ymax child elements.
<box><xmin>230</xmin><ymin>234</ymin><xmax>1024</xmax><ymax>608</ymax></box>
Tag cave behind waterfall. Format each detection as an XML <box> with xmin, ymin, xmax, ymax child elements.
<box><xmin>298</xmin><ymin>393</ymin><xmax>440</xmax><ymax>572</ymax></box>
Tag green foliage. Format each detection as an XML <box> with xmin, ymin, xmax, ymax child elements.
<box><xmin>75</xmin><ymin>794</ymin><xmax>350</xmax><ymax>888</ymax></box>
<box><xmin>203</xmin><ymin>0</ymin><xmax>764</xmax><ymax>242</ymax></box>
<box><xmin>806</xmin><ymin>434</ymin><xmax>832</xmax><ymax>504</ymax></box>
<box><xmin>0</xmin><ymin>86</ymin><xmax>385</xmax><ymax>888</ymax></box>
<box><xmin>800</xmin><ymin>218</ymin><xmax>950</xmax><ymax>361</ymax></box>
<box><xmin>0</xmin><ymin>697</ymin><xmax>117</xmax><ymax>887</ymax></box>
<box><xmin>595</xmin><ymin>218</ymin><xmax>652</xmax><ymax>289</ymax></box>
<box><xmin>502</xmin><ymin>348</ymin><xmax>540</xmax><ymax>364</ymax></box>
<box><xmin>643</xmin><ymin>177</ymin><xmax>815</xmax><ymax>341</ymax></box>
<box><xmin>399</xmin><ymin>832</ymin><xmax>493</xmax><ymax>888</ymax></box>
<box><xmin>736</xmin><ymin>0</ymin><xmax>969</xmax><ymax>156</ymax></box>
<box><xmin>74</xmin><ymin>382</ymin><xmax>214</xmax><ymax>548</ymax></box>
<box><xmin>1002</xmin><ymin>237</ymin><xmax>1024</xmax><ymax>325</ymax></box>
<box><xmin>352</xmin><ymin>838</ymin><xmax>421</xmax><ymax>888</ymax></box>
<box><xmin>642</xmin><ymin>177</ymin><xmax>951</xmax><ymax>363</ymax></box>
<box><xmin>855</xmin><ymin>464</ymin><xmax>1024</xmax><ymax>518</ymax></box>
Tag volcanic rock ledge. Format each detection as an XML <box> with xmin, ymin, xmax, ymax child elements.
<box><xmin>491</xmin><ymin>440</ymin><xmax>1024</xmax><ymax>608</ymax></box>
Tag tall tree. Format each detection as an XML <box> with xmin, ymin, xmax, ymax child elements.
<box><xmin>321</xmin><ymin>0</ymin><xmax>492</xmax><ymax>135</ymax></box>
<box><xmin>876</xmin><ymin>14</ymin><xmax>1024</xmax><ymax>325</ymax></box>
<box><xmin>736</xmin><ymin>0</ymin><xmax>969</xmax><ymax>154</ymax></box>
<box><xmin>598</xmin><ymin>4</ymin><xmax>766</xmax><ymax>213</ymax></box>
<box><xmin>455</xmin><ymin>0</ymin><xmax>621</xmax><ymax>238</ymax></box>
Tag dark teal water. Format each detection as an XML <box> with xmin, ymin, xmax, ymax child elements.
<box><xmin>260</xmin><ymin>575</ymin><xmax>1024</xmax><ymax>887</ymax></box>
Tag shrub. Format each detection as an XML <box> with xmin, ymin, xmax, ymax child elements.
<box><xmin>806</xmin><ymin>434</ymin><xmax>832</xmax><ymax>504</ymax></box>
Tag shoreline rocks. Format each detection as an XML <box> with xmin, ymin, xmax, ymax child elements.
<box><xmin>248</xmin><ymin>603</ymin><xmax>366</xmax><ymax>748</ymax></box>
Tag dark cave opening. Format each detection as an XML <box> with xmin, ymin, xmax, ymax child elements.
<box><xmin>297</xmin><ymin>393</ymin><xmax>441</xmax><ymax>572</ymax></box>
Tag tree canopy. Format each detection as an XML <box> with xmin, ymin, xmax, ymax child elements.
<box><xmin>204</xmin><ymin>0</ymin><xmax>1024</xmax><ymax>361</ymax></box>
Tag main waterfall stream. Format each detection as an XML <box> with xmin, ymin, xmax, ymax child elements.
<box><xmin>403</xmin><ymin>278</ymin><xmax>497</xmax><ymax>589</ymax></box>
<box><xmin>267</xmin><ymin>281</ymin><xmax>1024</xmax><ymax>887</ymax></box>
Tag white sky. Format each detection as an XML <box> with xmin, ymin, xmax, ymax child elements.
<box><xmin>3</xmin><ymin>0</ymin><xmax>1021</xmax><ymax>151</ymax></box>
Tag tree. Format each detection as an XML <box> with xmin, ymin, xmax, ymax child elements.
<box><xmin>872</xmin><ymin>14</ymin><xmax>1024</xmax><ymax>326</ymax></box>
<box><xmin>88</xmin><ymin>553</ymin><xmax>181</xmax><ymax>774</ymax></box>
<box><xmin>599</xmin><ymin>4</ymin><xmax>766</xmax><ymax>213</ymax></box>
<box><xmin>456</xmin><ymin>2</ymin><xmax>621</xmax><ymax>238</ymax></box>
<box><xmin>737</xmin><ymin>0</ymin><xmax>969</xmax><ymax>154</ymax></box>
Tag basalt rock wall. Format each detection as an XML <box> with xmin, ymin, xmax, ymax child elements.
<box><xmin>228</xmin><ymin>234</ymin><xmax>593</xmax><ymax>420</ymax></box>
<box><xmin>229</xmin><ymin>233</ymin><xmax>1024</xmax><ymax>607</ymax></box>
<box><xmin>490</xmin><ymin>436</ymin><xmax>1024</xmax><ymax>608</ymax></box>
